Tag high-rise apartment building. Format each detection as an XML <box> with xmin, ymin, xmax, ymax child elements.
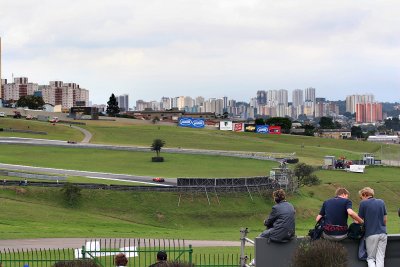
<box><xmin>117</xmin><ymin>94</ymin><xmax>129</xmax><ymax>111</ymax></box>
<box><xmin>305</xmin><ymin>87</ymin><xmax>316</xmax><ymax>102</ymax></box>
<box><xmin>39</xmin><ymin>81</ymin><xmax>89</xmax><ymax>109</ymax></box>
<box><xmin>3</xmin><ymin>77</ymin><xmax>38</xmax><ymax>101</ymax></box>
<box><xmin>161</xmin><ymin>97</ymin><xmax>171</xmax><ymax>110</ymax></box>
<box><xmin>292</xmin><ymin>89</ymin><xmax>304</xmax><ymax>108</ymax></box>
<box><xmin>256</xmin><ymin>90</ymin><xmax>267</xmax><ymax>105</ymax></box>
<box><xmin>356</xmin><ymin>103</ymin><xmax>382</xmax><ymax>123</ymax></box>
<box><xmin>346</xmin><ymin>94</ymin><xmax>374</xmax><ymax>114</ymax></box>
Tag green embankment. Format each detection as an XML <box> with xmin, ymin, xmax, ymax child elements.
<box><xmin>1</xmin><ymin>118</ymin><xmax>399</xmax><ymax>241</ymax></box>
<box><xmin>0</xmin><ymin>166</ymin><xmax>399</xmax><ymax>240</ymax></box>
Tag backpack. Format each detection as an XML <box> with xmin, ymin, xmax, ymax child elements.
<box><xmin>308</xmin><ymin>217</ymin><xmax>325</xmax><ymax>240</ymax></box>
<box><xmin>347</xmin><ymin>223</ymin><xmax>365</xmax><ymax>240</ymax></box>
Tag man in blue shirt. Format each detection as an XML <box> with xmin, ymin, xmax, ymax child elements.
<box><xmin>316</xmin><ymin>187</ymin><xmax>364</xmax><ymax>241</ymax></box>
<box><xmin>358</xmin><ymin>187</ymin><xmax>387</xmax><ymax>267</ymax></box>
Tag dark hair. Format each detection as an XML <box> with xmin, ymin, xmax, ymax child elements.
<box><xmin>273</xmin><ymin>189</ymin><xmax>286</xmax><ymax>203</ymax></box>
<box><xmin>157</xmin><ymin>250</ymin><xmax>168</xmax><ymax>261</ymax></box>
<box><xmin>115</xmin><ymin>253</ymin><xmax>128</xmax><ymax>266</ymax></box>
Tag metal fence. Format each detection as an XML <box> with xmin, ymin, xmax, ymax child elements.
<box><xmin>0</xmin><ymin>239</ymin><xmax>246</xmax><ymax>267</ymax></box>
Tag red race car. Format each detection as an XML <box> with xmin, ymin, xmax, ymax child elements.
<box><xmin>152</xmin><ymin>177</ymin><xmax>165</xmax><ymax>182</ymax></box>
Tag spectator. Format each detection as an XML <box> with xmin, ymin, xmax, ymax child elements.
<box><xmin>115</xmin><ymin>253</ymin><xmax>128</xmax><ymax>267</ymax></box>
<box><xmin>358</xmin><ymin>187</ymin><xmax>387</xmax><ymax>267</ymax></box>
<box><xmin>259</xmin><ymin>189</ymin><xmax>295</xmax><ymax>242</ymax></box>
<box><xmin>149</xmin><ymin>250</ymin><xmax>168</xmax><ymax>267</ymax></box>
<box><xmin>316</xmin><ymin>187</ymin><xmax>363</xmax><ymax>241</ymax></box>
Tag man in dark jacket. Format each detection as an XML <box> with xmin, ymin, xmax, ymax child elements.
<box><xmin>259</xmin><ymin>189</ymin><xmax>295</xmax><ymax>242</ymax></box>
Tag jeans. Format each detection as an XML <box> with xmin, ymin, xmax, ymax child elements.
<box><xmin>366</xmin><ymin>233</ymin><xmax>387</xmax><ymax>267</ymax></box>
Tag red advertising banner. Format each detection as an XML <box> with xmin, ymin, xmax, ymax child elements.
<box><xmin>233</xmin><ymin>123</ymin><xmax>244</xmax><ymax>132</ymax></box>
<box><xmin>269</xmin><ymin>125</ymin><xmax>281</xmax><ymax>134</ymax></box>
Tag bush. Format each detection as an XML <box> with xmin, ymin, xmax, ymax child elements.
<box><xmin>303</xmin><ymin>174</ymin><xmax>321</xmax><ymax>186</ymax></box>
<box><xmin>292</xmin><ymin>239</ymin><xmax>348</xmax><ymax>267</ymax></box>
<box><xmin>52</xmin><ymin>259</ymin><xmax>100</xmax><ymax>267</ymax></box>
<box><xmin>61</xmin><ymin>183</ymin><xmax>82</xmax><ymax>207</ymax></box>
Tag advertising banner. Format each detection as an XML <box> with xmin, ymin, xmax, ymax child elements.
<box><xmin>244</xmin><ymin>124</ymin><xmax>256</xmax><ymax>132</ymax></box>
<box><xmin>178</xmin><ymin>117</ymin><xmax>205</xmax><ymax>128</ymax></box>
<box><xmin>269</xmin><ymin>125</ymin><xmax>282</xmax><ymax>134</ymax></box>
<box><xmin>191</xmin><ymin>118</ymin><xmax>205</xmax><ymax>128</ymax></box>
<box><xmin>256</xmin><ymin>125</ymin><xmax>269</xmax><ymax>134</ymax></box>
<box><xmin>233</xmin><ymin>122</ymin><xmax>244</xmax><ymax>132</ymax></box>
<box><xmin>178</xmin><ymin>117</ymin><xmax>193</xmax><ymax>127</ymax></box>
<box><xmin>220</xmin><ymin>121</ymin><xmax>233</xmax><ymax>131</ymax></box>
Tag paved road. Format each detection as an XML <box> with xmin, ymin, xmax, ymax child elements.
<box><xmin>0</xmin><ymin>238</ymin><xmax>247</xmax><ymax>249</ymax></box>
<box><xmin>68</xmin><ymin>125</ymin><xmax>93</xmax><ymax>143</ymax></box>
<box><xmin>0</xmin><ymin>137</ymin><xmax>284</xmax><ymax>161</ymax></box>
<box><xmin>0</xmin><ymin>163</ymin><xmax>176</xmax><ymax>186</ymax></box>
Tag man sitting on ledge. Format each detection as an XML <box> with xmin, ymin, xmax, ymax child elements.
<box><xmin>316</xmin><ymin>187</ymin><xmax>364</xmax><ymax>241</ymax></box>
<box><xmin>259</xmin><ymin>189</ymin><xmax>295</xmax><ymax>242</ymax></box>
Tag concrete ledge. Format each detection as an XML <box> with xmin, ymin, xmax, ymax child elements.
<box><xmin>255</xmin><ymin>235</ymin><xmax>400</xmax><ymax>267</ymax></box>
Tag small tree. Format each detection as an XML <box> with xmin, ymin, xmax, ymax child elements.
<box><xmin>61</xmin><ymin>183</ymin><xmax>82</xmax><ymax>207</ymax></box>
<box><xmin>294</xmin><ymin>163</ymin><xmax>320</xmax><ymax>187</ymax></box>
<box><xmin>16</xmin><ymin>95</ymin><xmax>45</xmax><ymax>110</ymax></box>
<box><xmin>106</xmin><ymin>93</ymin><xmax>120</xmax><ymax>116</ymax></box>
<box><xmin>151</xmin><ymin>139</ymin><xmax>166</xmax><ymax>162</ymax></box>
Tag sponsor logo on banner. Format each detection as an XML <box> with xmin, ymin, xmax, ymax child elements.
<box><xmin>233</xmin><ymin>123</ymin><xmax>244</xmax><ymax>132</ymax></box>
<box><xmin>192</xmin><ymin>118</ymin><xmax>205</xmax><ymax>128</ymax></box>
<box><xmin>256</xmin><ymin>125</ymin><xmax>269</xmax><ymax>133</ymax></box>
<box><xmin>220</xmin><ymin>121</ymin><xmax>233</xmax><ymax>131</ymax></box>
<box><xmin>178</xmin><ymin>117</ymin><xmax>205</xmax><ymax>128</ymax></box>
<box><xmin>269</xmin><ymin>125</ymin><xmax>281</xmax><ymax>134</ymax></box>
<box><xmin>244</xmin><ymin>124</ymin><xmax>256</xmax><ymax>132</ymax></box>
<box><xmin>179</xmin><ymin>117</ymin><xmax>193</xmax><ymax>127</ymax></box>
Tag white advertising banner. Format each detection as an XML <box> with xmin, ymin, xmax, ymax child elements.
<box><xmin>220</xmin><ymin>121</ymin><xmax>233</xmax><ymax>131</ymax></box>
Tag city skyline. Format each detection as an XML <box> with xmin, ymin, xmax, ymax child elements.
<box><xmin>1</xmin><ymin>1</ymin><xmax>399</xmax><ymax>104</ymax></box>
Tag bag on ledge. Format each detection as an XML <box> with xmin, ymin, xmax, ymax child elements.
<box><xmin>308</xmin><ymin>217</ymin><xmax>325</xmax><ymax>240</ymax></box>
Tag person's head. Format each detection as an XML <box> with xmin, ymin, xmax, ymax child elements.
<box><xmin>273</xmin><ymin>189</ymin><xmax>286</xmax><ymax>203</ymax></box>
<box><xmin>335</xmin><ymin>187</ymin><xmax>349</xmax><ymax>198</ymax></box>
<box><xmin>157</xmin><ymin>250</ymin><xmax>168</xmax><ymax>261</ymax></box>
<box><xmin>115</xmin><ymin>253</ymin><xmax>128</xmax><ymax>266</ymax></box>
<box><xmin>359</xmin><ymin>187</ymin><xmax>374</xmax><ymax>200</ymax></box>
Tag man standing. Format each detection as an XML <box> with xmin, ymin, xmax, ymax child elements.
<box><xmin>259</xmin><ymin>189</ymin><xmax>295</xmax><ymax>242</ymax></box>
<box><xmin>316</xmin><ymin>187</ymin><xmax>364</xmax><ymax>241</ymax></box>
<box><xmin>358</xmin><ymin>187</ymin><xmax>387</xmax><ymax>267</ymax></box>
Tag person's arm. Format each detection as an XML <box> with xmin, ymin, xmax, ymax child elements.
<box><xmin>383</xmin><ymin>215</ymin><xmax>387</xmax><ymax>225</ymax></box>
<box><xmin>348</xmin><ymin>209</ymin><xmax>364</xmax><ymax>224</ymax></box>
<box><xmin>264</xmin><ymin>206</ymin><xmax>278</xmax><ymax>228</ymax></box>
<box><xmin>316</xmin><ymin>214</ymin><xmax>323</xmax><ymax>222</ymax></box>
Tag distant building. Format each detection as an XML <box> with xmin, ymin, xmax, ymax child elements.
<box><xmin>318</xmin><ymin>129</ymin><xmax>352</xmax><ymax>139</ymax></box>
<box><xmin>2</xmin><ymin>77</ymin><xmax>38</xmax><ymax>102</ymax></box>
<box><xmin>39</xmin><ymin>81</ymin><xmax>89</xmax><ymax>109</ymax></box>
<box><xmin>355</xmin><ymin>102</ymin><xmax>383</xmax><ymax>123</ymax></box>
<box><xmin>117</xmin><ymin>94</ymin><xmax>129</xmax><ymax>112</ymax></box>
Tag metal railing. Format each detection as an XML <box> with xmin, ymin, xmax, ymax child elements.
<box><xmin>0</xmin><ymin>238</ymin><xmax>251</xmax><ymax>267</ymax></box>
<box><xmin>0</xmin><ymin>239</ymin><xmax>193</xmax><ymax>267</ymax></box>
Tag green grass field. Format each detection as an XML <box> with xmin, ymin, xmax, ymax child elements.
<box><xmin>0</xmin><ymin>118</ymin><xmax>400</xmax><ymax>242</ymax></box>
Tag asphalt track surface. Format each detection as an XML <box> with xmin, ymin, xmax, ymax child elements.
<box><xmin>0</xmin><ymin>162</ymin><xmax>176</xmax><ymax>186</ymax></box>
<box><xmin>0</xmin><ymin>238</ymin><xmax>245</xmax><ymax>249</ymax></box>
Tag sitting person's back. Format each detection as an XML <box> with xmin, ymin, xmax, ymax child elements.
<box><xmin>316</xmin><ymin>187</ymin><xmax>363</xmax><ymax>241</ymax></box>
<box><xmin>149</xmin><ymin>251</ymin><xmax>168</xmax><ymax>267</ymax></box>
<box><xmin>259</xmin><ymin>189</ymin><xmax>295</xmax><ymax>242</ymax></box>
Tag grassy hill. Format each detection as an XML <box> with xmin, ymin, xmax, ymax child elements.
<box><xmin>1</xmin><ymin>117</ymin><xmax>399</xmax><ymax>241</ymax></box>
<box><xmin>1</xmin><ymin>165</ymin><xmax>399</xmax><ymax>240</ymax></box>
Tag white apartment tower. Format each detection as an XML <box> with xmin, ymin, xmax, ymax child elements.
<box><xmin>292</xmin><ymin>89</ymin><xmax>304</xmax><ymax>107</ymax></box>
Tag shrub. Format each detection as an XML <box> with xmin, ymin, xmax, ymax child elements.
<box><xmin>292</xmin><ymin>239</ymin><xmax>348</xmax><ymax>267</ymax></box>
<box><xmin>61</xmin><ymin>183</ymin><xmax>82</xmax><ymax>207</ymax></box>
<box><xmin>303</xmin><ymin>174</ymin><xmax>321</xmax><ymax>186</ymax></box>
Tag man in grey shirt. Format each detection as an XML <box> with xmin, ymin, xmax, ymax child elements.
<box><xmin>358</xmin><ymin>187</ymin><xmax>387</xmax><ymax>267</ymax></box>
<box><xmin>259</xmin><ymin>189</ymin><xmax>295</xmax><ymax>242</ymax></box>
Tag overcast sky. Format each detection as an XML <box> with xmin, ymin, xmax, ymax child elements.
<box><xmin>1</xmin><ymin>0</ymin><xmax>399</xmax><ymax>105</ymax></box>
